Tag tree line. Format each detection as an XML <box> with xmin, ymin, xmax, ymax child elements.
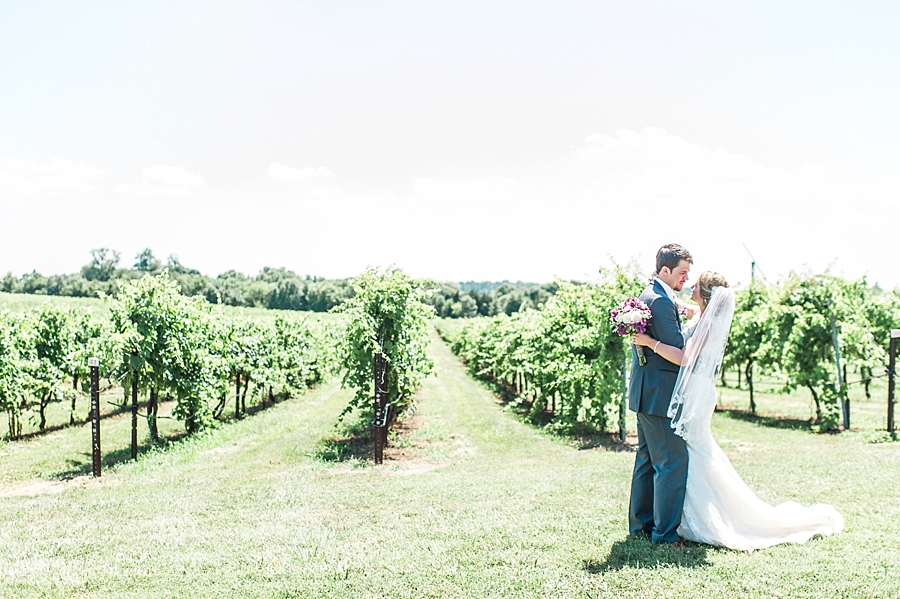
<box><xmin>1</xmin><ymin>248</ymin><xmax>356</xmax><ymax>312</ymax></box>
<box><xmin>2</xmin><ymin>248</ymin><xmax>565</xmax><ymax>317</ymax></box>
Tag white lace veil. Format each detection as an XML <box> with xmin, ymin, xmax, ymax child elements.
<box><xmin>668</xmin><ymin>286</ymin><xmax>736</xmax><ymax>441</ymax></box>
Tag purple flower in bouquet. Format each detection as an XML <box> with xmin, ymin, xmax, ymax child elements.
<box><xmin>610</xmin><ymin>298</ymin><xmax>653</xmax><ymax>366</ymax></box>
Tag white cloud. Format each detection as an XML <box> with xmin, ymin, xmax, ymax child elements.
<box><xmin>408</xmin><ymin>176</ymin><xmax>527</xmax><ymax>209</ymax></box>
<box><xmin>143</xmin><ymin>165</ymin><xmax>205</xmax><ymax>188</ymax></box>
<box><xmin>114</xmin><ymin>165</ymin><xmax>206</xmax><ymax>198</ymax></box>
<box><xmin>268</xmin><ymin>163</ymin><xmax>332</xmax><ymax>181</ymax></box>
<box><xmin>570</xmin><ymin>127</ymin><xmax>900</xmax><ymax>286</ymax></box>
<box><xmin>578</xmin><ymin>128</ymin><xmax>841</xmax><ymax>228</ymax></box>
<box><xmin>112</xmin><ymin>183</ymin><xmax>196</xmax><ymax>198</ymax></box>
<box><xmin>310</xmin><ymin>185</ymin><xmax>343</xmax><ymax>198</ymax></box>
<box><xmin>0</xmin><ymin>157</ymin><xmax>104</xmax><ymax>195</ymax></box>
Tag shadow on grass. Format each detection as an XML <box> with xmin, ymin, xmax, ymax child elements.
<box><xmin>583</xmin><ymin>535</ymin><xmax>712</xmax><ymax>572</ymax></box>
<box><xmin>51</xmin><ymin>431</ymin><xmax>191</xmax><ymax>479</ymax></box>
<box><xmin>14</xmin><ymin>400</ymin><xmax>137</xmax><ymax>441</ymax></box>
<box><xmin>313</xmin><ymin>416</ymin><xmax>375</xmax><ymax>463</ymax></box>
<box><xmin>717</xmin><ymin>406</ymin><xmax>813</xmax><ymax>432</ymax></box>
<box><xmin>522</xmin><ymin>414</ymin><xmax>636</xmax><ymax>453</ymax></box>
<box><xmin>568</xmin><ymin>431</ymin><xmax>637</xmax><ymax>453</ymax></box>
<box><xmin>214</xmin><ymin>389</ymin><xmax>294</xmax><ymax>423</ymax></box>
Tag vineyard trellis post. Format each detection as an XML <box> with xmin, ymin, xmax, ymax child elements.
<box><xmin>373</xmin><ymin>352</ymin><xmax>389</xmax><ymax>464</ymax></box>
<box><xmin>89</xmin><ymin>357</ymin><xmax>101</xmax><ymax>477</ymax></box>
<box><xmin>831</xmin><ymin>311</ymin><xmax>849</xmax><ymax>430</ymax></box>
<box><xmin>888</xmin><ymin>330</ymin><xmax>898</xmax><ymax>434</ymax></box>
<box><xmin>619</xmin><ymin>354</ymin><xmax>627</xmax><ymax>442</ymax></box>
<box><xmin>131</xmin><ymin>375</ymin><xmax>138</xmax><ymax>461</ymax></box>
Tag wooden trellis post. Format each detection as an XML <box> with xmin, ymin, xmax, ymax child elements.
<box><xmin>888</xmin><ymin>330</ymin><xmax>899</xmax><ymax>434</ymax></box>
<box><xmin>620</xmin><ymin>354</ymin><xmax>628</xmax><ymax>442</ymax></box>
<box><xmin>373</xmin><ymin>352</ymin><xmax>389</xmax><ymax>464</ymax></box>
<box><xmin>89</xmin><ymin>357</ymin><xmax>101</xmax><ymax>477</ymax></box>
<box><xmin>131</xmin><ymin>375</ymin><xmax>138</xmax><ymax>460</ymax></box>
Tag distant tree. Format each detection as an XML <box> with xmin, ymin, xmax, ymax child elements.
<box><xmin>166</xmin><ymin>255</ymin><xmax>200</xmax><ymax>275</ymax></box>
<box><xmin>306</xmin><ymin>279</ymin><xmax>353</xmax><ymax>312</ymax></box>
<box><xmin>492</xmin><ymin>288</ymin><xmax>534</xmax><ymax>315</ymax></box>
<box><xmin>21</xmin><ymin>271</ymin><xmax>49</xmax><ymax>294</ymax></box>
<box><xmin>243</xmin><ymin>280</ymin><xmax>274</xmax><ymax>307</ymax></box>
<box><xmin>267</xmin><ymin>278</ymin><xmax>306</xmax><ymax>311</ymax></box>
<box><xmin>206</xmin><ymin>270</ymin><xmax>248</xmax><ymax>306</ymax></box>
<box><xmin>256</xmin><ymin>266</ymin><xmax>300</xmax><ymax>284</ymax></box>
<box><xmin>165</xmin><ymin>256</ymin><xmax>211</xmax><ymax>297</ymax></box>
<box><xmin>134</xmin><ymin>248</ymin><xmax>162</xmax><ymax>272</ymax></box>
<box><xmin>1</xmin><ymin>273</ymin><xmax>21</xmax><ymax>293</ymax></box>
<box><xmin>449</xmin><ymin>294</ymin><xmax>478</xmax><ymax>318</ymax></box>
<box><xmin>470</xmin><ymin>289</ymin><xmax>492</xmax><ymax>316</ymax></box>
<box><xmin>81</xmin><ymin>248</ymin><xmax>121</xmax><ymax>281</ymax></box>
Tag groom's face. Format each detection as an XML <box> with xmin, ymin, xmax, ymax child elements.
<box><xmin>660</xmin><ymin>260</ymin><xmax>691</xmax><ymax>292</ymax></box>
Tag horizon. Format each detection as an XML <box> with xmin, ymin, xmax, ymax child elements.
<box><xmin>4</xmin><ymin>245</ymin><xmax>894</xmax><ymax>292</ymax></box>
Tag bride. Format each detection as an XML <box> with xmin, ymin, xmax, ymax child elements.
<box><xmin>632</xmin><ymin>271</ymin><xmax>844</xmax><ymax>551</ymax></box>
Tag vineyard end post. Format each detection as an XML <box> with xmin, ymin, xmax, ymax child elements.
<box><xmin>619</xmin><ymin>354</ymin><xmax>627</xmax><ymax>442</ymax></box>
<box><xmin>831</xmin><ymin>312</ymin><xmax>849</xmax><ymax>430</ymax></box>
<box><xmin>374</xmin><ymin>352</ymin><xmax>388</xmax><ymax>464</ymax></box>
<box><xmin>888</xmin><ymin>330</ymin><xmax>898</xmax><ymax>434</ymax></box>
<box><xmin>89</xmin><ymin>357</ymin><xmax>101</xmax><ymax>477</ymax></box>
<box><xmin>131</xmin><ymin>375</ymin><xmax>138</xmax><ymax>461</ymax></box>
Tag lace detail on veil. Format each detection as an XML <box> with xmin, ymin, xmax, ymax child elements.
<box><xmin>667</xmin><ymin>287</ymin><xmax>735</xmax><ymax>441</ymax></box>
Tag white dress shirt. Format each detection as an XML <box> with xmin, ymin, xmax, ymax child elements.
<box><xmin>655</xmin><ymin>276</ymin><xmax>698</xmax><ymax>342</ymax></box>
<box><xmin>653</xmin><ymin>276</ymin><xmax>676</xmax><ymax>302</ymax></box>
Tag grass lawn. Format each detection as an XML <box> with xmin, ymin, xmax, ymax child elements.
<box><xmin>717</xmin><ymin>368</ymin><xmax>894</xmax><ymax>438</ymax></box>
<box><xmin>0</xmin><ymin>291</ymin><xmax>109</xmax><ymax>317</ymax></box>
<box><xmin>1</xmin><ymin>330</ymin><xmax>898</xmax><ymax>598</ymax></box>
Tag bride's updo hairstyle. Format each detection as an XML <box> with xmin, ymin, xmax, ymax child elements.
<box><xmin>698</xmin><ymin>271</ymin><xmax>729</xmax><ymax>309</ymax></box>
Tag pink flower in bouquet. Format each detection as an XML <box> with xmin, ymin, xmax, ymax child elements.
<box><xmin>610</xmin><ymin>298</ymin><xmax>653</xmax><ymax>365</ymax></box>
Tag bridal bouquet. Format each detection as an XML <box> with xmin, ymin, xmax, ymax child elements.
<box><xmin>611</xmin><ymin>298</ymin><xmax>652</xmax><ymax>366</ymax></box>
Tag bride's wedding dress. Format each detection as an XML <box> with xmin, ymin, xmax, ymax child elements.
<box><xmin>669</xmin><ymin>288</ymin><xmax>844</xmax><ymax>551</ymax></box>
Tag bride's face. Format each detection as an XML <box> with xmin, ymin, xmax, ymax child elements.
<box><xmin>689</xmin><ymin>280</ymin><xmax>702</xmax><ymax>306</ymax></box>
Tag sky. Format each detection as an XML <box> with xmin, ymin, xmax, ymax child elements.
<box><xmin>1</xmin><ymin>1</ymin><xmax>898</xmax><ymax>288</ymax></box>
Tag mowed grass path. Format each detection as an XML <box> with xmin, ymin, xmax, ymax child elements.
<box><xmin>1</xmin><ymin>331</ymin><xmax>899</xmax><ymax>598</ymax></box>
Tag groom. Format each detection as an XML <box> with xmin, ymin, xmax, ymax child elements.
<box><xmin>628</xmin><ymin>243</ymin><xmax>692</xmax><ymax>545</ymax></box>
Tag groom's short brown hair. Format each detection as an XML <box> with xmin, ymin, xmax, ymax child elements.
<box><xmin>656</xmin><ymin>244</ymin><xmax>693</xmax><ymax>273</ymax></box>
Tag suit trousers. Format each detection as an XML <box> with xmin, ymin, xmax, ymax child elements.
<box><xmin>628</xmin><ymin>412</ymin><xmax>689</xmax><ymax>544</ymax></box>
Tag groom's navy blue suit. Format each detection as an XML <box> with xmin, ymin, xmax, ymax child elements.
<box><xmin>628</xmin><ymin>279</ymin><xmax>688</xmax><ymax>544</ymax></box>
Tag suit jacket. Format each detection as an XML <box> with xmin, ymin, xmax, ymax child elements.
<box><xmin>628</xmin><ymin>280</ymin><xmax>685</xmax><ymax>417</ymax></box>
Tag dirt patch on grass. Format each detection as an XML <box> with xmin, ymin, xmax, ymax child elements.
<box><xmin>316</xmin><ymin>408</ymin><xmax>455</xmax><ymax>472</ymax></box>
<box><xmin>0</xmin><ymin>474</ymin><xmax>118</xmax><ymax>497</ymax></box>
<box><xmin>201</xmin><ymin>436</ymin><xmax>259</xmax><ymax>457</ymax></box>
